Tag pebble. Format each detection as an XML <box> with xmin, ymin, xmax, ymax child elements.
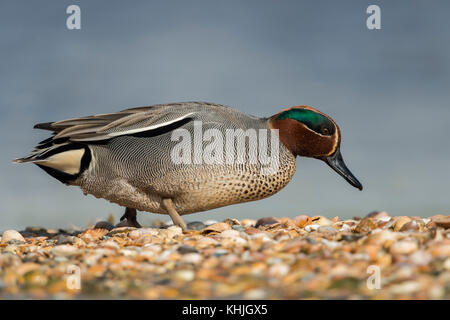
<box><xmin>177</xmin><ymin>245</ymin><xmax>198</xmax><ymax>254</ymax></box>
<box><xmin>322</xmin><ymin>239</ymin><xmax>341</xmax><ymax>249</ymax></box>
<box><xmin>244</xmin><ymin>288</ymin><xmax>267</xmax><ymax>299</ymax></box>
<box><xmin>163</xmin><ymin>220</ymin><xmax>174</xmax><ymax>227</ymax></box>
<box><xmin>399</xmin><ymin>220</ymin><xmax>420</xmax><ymax>232</ymax></box>
<box><xmin>255</xmin><ymin>217</ymin><xmax>279</xmax><ymax>227</ymax></box>
<box><xmin>268</xmin><ymin>264</ymin><xmax>290</xmax><ymax>277</ymax></box>
<box><xmin>292</xmin><ymin>215</ymin><xmax>312</xmax><ymax>228</ymax></box>
<box><xmin>248</xmin><ymin>233</ymin><xmax>272</xmax><ymax>242</ymax></box>
<box><xmin>139</xmin><ymin>250</ymin><xmax>156</xmax><ymax>260</ymax></box>
<box><xmin>101</xmin><ymin>241</ymin><xmax>120</xmax><ymax>250</ymax></box>
<box><xmin>1</xmin><ymin>230</ymin><xmax>25</xmax><ymax>243</ymax></box>
<box><xmin>390</xmin><ymin>240</ymin><xmax>418</xmax><ymax>255</ymax></box>
<box><xmin>266</xmin><ymin>257</ymin><xmax>283</xmax><ymax>265</ymax></box>
<box><xmin>154</xmin><ymin>249</ymin><xmax>175</xmax><ymax>264</ymax></box>
<box><xmin>318</xmin><ymin>226</ymin><xmax>338</xmax><ymax>236</ymax></box>
<box><xmin>94</xmin><ymin>221</ymin><xmax>115</xmax><ymax>231</ymax></box>
<box><xmin>408</xmin><ymin>250</ymin><xmax>432</xmax><ymax>266</ymax></box>
<box><xmin>107</xmin><ymin>227</ymin><xmax>136</xmax><ymax>236</ymax></box>
<box><xmin>174</xmin><ymin>270</ymin><xmax>195</xmax><ymax>282</ymax></box>
<box><xmin>129</xmin><ymin>228</ymin><xmax>159</xmax><ymax>240</ymax></box>
<box><xmin>166</xmin><ymin>226</ymin><xmax>183</xmax><ymax>237</ymax></box>
<box><xmin>429</xmin><ymin>286</ymin><xmax>445</xmax><ymax>299</ymax></box>
<box><xmin>51</xmin><ymin>245</ymin><xmax>79</xmax><ymax>257</ymax></box>
<box><xmin>393</xmin><ymin>216</ymin><xmax>412</xmax><ymax>232</ymax></box>
<box><xmin>230</xmin><ymin>237</ymin><xmax>247</xmax><ymax>245</ymax></box>
<box><xmin>196</xmin><ymin>237</ymin><xmax>218</xmax><ymax>248</ymax></box>
<box><xmin>180</xmin><ymin>253</ymin><xmax>202</xmax><ymax>265</ymax></box>
<box><xmin>428</xmin><ymin>243</ymin><xmax>450</xmax><ymax>257</ymax></box>
<box><xmin>219</xmin><ymin>230</ymin><xmax>240</xmax><ymax>238</ymax></box>
<box><xmin>204</xmin><ymin>220</ymin><xmax>218</xmax><ymax>226</ymax></box>
<box><xmin>201</xmin><ymin>222</ymin><xmax>230</xmax><ymax>234</ymax></box>
<box><xmin>366</xmin><ymin>211</ymin><xmax>389</xmax><ymax>220</ymax></box>
<box><xmin>245</xmin><ymin>227</ymin><xmax>261</xmax><ymax>235</ymax></box>
<box><xmin>168</xmin><ymin>225</ymin><xmax>182</xmax><ymax>233</ymax></box>
<box><xmin>231</xmin><ymin>225</ymin><xmax>245</xmax><ymax>232</ymax></box>
<box><xmin>444</xmin><ymin>258</ymin><xmax>450</xmax><ymax>270</ymax></box>
<box><xmin>354</xmin><ymin>218</ymin><xmax>377</xmax><ymax>233</ymax></box>
<box><xmin>390</xmin><ymin>281</ymin><xmax>421</xmax><ymax>295</ymax></box>
<box><xmin>311</xmin><ymin>216</ymin><xmax>332</xmax><ymax>226</ymax></box>
<box><xmin>435</xmin><ymin>217</ymin><xmax>450</xmax><ymax>229</ymax></box>
<box><xmin>340</xmin><ymin>234</ymin><xmax>363</xmax><ymax>241</ymax></box>
<box><xmin>223</xmin><ymin>218</ymin><xmax>240</xmax><ymax>226</ymax></box>
<box><xmin>4</xmin><ymin>239</ymin><xmax>24</xmax><ymax>246</ymax></box>
<box><xmin>56</xmin><ymin>234</ymin><xmax>76</xmax><ymax>245</ymax></box>
<box><xmin>54</xmin><ymin>256</ymin><xmax>68</xmax><ymax>263</ymax></box>
<box><xmin>186</xmin><ymin>221</ymin><xmax>206</xmax><ymax>231</ymax></box>
<box><xmin>4</xmin><ymin>245</ymin><xmax>18</xmax><ymax>254</ymax></box>
<box><xmin>240</xmin><ymin>219</ymin><xmax>256</xmax><ymax>227</ymax></box>
<box><xmin>212</xmin><ymin>249</ymin><xmax>229</xmax><ymax>257</ymax></box>
<box><xmin>121</xmin><ymin>249</ymin><xmax>138</xmax><ymax>257</ymax></box>
<box><xmin>143</xmin><ymin>244</ymin><xmax>163</xmax><ymax>253</ymax></box>
<box><xmin>370</xmin><ymin>229</ymin><xmax>400</xmax><ymax>246</ymax></box>
<box><xmin>304</xmin><ymin>224</ymin><xmax>320</xmax><ymax>232</ymax></box>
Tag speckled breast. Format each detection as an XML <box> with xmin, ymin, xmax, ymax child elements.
<box><xmin>153</xmin><ymin>145</ymin><xmax>297</xmax><ymax>214</ymax></box>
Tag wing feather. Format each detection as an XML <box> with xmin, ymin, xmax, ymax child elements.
<box><xmin>33</xmin><ymin>104</ymin><xmax>197</xmax><ymax>142</ymax></box>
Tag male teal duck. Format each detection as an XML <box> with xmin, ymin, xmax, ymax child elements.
<box><xmin>14</xmin><ymin>102</ymin><xmax>362</xmax><ymax>229</ymax></box>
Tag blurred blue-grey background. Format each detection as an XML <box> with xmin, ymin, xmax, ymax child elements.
<box><xmin>1</xmin><ymin>0</ymin><xmax>449</xmax><ymax>230</ymax></box>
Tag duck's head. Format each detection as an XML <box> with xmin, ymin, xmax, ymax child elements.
<box><xmin>269</xmin><ymin>105</ymin><xmax>363</xmax><ymax>190</ymax></box>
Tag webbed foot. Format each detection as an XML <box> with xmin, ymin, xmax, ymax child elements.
<box><xmin>115</xmin><ymin>207</ymin><xmax>142</xmax><ymax>228</ymax></box>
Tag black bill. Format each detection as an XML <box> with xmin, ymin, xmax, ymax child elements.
<box><xmin>323</xmin><ymin>148</ymin><xmax>363</xmax><ymax>190</ymax></box>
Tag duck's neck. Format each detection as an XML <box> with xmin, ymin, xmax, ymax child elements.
<box><xmin>267</xmin><ymin>116</ymin><xmax>301</xmax><ymax>157</ymax></box>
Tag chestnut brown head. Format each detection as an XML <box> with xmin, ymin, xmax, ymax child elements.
<box><xmin>269</xmin><ymin>105</ymin><xmax>362</xmax><ymax>190</ymax></box>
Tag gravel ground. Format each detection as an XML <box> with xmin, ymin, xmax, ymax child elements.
<box><xmin>0</xmin><ymin>212</ymin><xmax>449</xmax><ymax>299</ymax></box>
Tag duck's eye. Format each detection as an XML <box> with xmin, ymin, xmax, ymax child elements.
<box><xmin>320</xmin><ymin>127</ymin><xmax>330</xmax><ymax>135</ymax></box>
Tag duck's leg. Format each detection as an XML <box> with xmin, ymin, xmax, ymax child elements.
<box><xmin>162</xmin><ymin>198</ymin><xmax>187</xmax><ymax>230</ymax></box>
<box><xmin>115</xmin><ymin>207</ymin><xmax>142</xmax><ymax>228</ymax></box>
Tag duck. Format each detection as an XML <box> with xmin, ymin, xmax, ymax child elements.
<box><xmin>14</xmin><ymin>102</ymin><xmax>362</xmax><ymax>230</ymax></box>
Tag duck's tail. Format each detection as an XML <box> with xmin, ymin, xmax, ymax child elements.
<box><xmin>13</xmin><ymin>132</ymin><xmax>91</xmax><ymax>184</ymax></box>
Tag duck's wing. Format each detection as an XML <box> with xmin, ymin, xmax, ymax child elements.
<box><xmin>15</xmin><ymin>102</ymin><xmax>253</xmax><ymax>164</ymax></box>
<box><xmin>34</xmin><ymin>103</ymin><xmax>199</xmax><ymax>142</ymax></box>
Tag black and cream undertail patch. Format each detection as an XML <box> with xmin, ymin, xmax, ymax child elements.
<box><xmin>34</xmin><ymin>148</ymin><xmax>85</xmax><ymax>175</ymax></box>
<box><xmin>18</xmin><ymin>143</ymin><xmax>92</xmax><ymax>184</ymax></box>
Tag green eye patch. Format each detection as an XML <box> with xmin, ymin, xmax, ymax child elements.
<box><xmin>275</xmin><ymin>109</ymin><xmax>335</xmax><ymax>136</ymax></box>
